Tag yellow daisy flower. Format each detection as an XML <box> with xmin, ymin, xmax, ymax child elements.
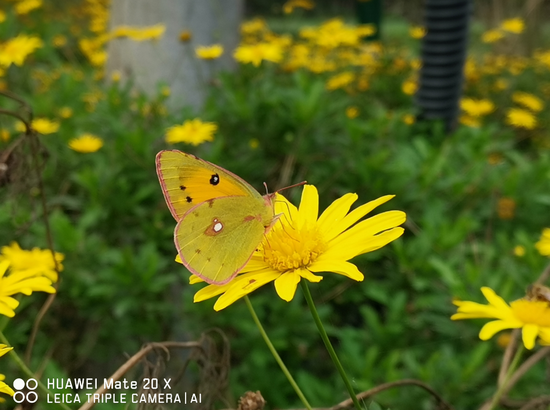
<box><xmin>233</xmin><ymin>43</ymin><xmax>283</xmax><ymax>67</ymax></box>
<box><xmin>460</xmin><ymin>98</ymin><xmax>495</xmax><ymax>117</ymax></box>
<box><xmin>0</xmin><ymin>345</ymin><xmax>14</xmax><ymax>401</ymax></box>
<box><xmin>0</xmin><ymin>260</ymin><xmax>57</xmax><ymax>317</ymax></box>
<box><xmin>452</xmin><ymin>287</ymin><xmax>550</xmax><ymax>350</ymax></box>
<box><xmin>0</xmin><ymin>34</ymin><xmax>43</xmax><ymax>67</ymax></box>
<box><xmin>283</xmin><ymin>0</ymin><xmax>315</xmax><ymax>14</ymax></box>
<box><xmin>14</xmin><ymin>118</ymin><xmax>60</xmax><ymax>135</ymax></box>
<box><xmin>0</xmin><ymin>242</ymin><xmax>63</xmax><ymax>281</ymax></box>
<box><xmin>165</xmin><ymin>119</ymin><xmax>217</xmax><ymax>145</ymax></box>
<box><xmin>512</xmin><ymin>92</ymin><xmax>544</xmax><ymax>112</ymax></box>
<box><xmin>68</xmin><ymin>134</ymin><xmax>104</xmax><ymax>153</ymax></box>
<box><xmin>500</xmin><ymin>18</ymin><xmax>524</xmax><ymax>34</ymax></box>
<box><xmin>326</xmin><ymin>71</ymin><xmax>355</xmax><ymax>91</ymax></box>
<box><xmin>401</xmin><ymin>79</ymin><xmax>418</xmax><ymax>95</ymax></box>
<box><xmin>195</xmin><ymin>44</ymin><xmax>224</xmax><ymax>60</ymax></box>
<box><xmin>481</xmin><ymin>29</ymin><xmax>504</xmax><ymax>43</ymax></box>
<box><xmin>535</xmin><ymin>228</ymin><xmax>550</xmax><ymax>256</ymax></box>
<box><xmin>14</xmin><ymin>0</ymin><xmax>42</xmax><ymax>15</ymax></box>
<box><xmin>409</xmin><ymin>26</ymin><xmax>426</xmax><ymax>39</ymax></box>
<box><xmin>188</xmin><ymin>185</ymin><xmax>406</xmax><ymax>311</ymax></box>
<box><xmin>506</xmin><ymin>108</ymin><xmax>537</xmax><ymax>129</ymax></box>
<box><xmin>345</xmin><ymin>106</ymin><xmax>359</xmax><ymax>119</ymax></box>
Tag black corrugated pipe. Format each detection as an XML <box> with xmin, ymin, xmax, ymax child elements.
<box><xmin>416</xmin><ymin>0</ymin><xmax>472</xmax><ymax>132</ymax></box>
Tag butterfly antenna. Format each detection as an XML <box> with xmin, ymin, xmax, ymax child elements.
<box><xmin>276</xmin><ymin>181</ymin><xmax>307</xmax><ymax>194</ymax></box>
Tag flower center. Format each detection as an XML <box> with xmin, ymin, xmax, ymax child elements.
<box><xmin>260</xmin><ymin>220</ymin><xmax>326</xmax><ymax>273</ymax></box>
<box><xmin>511</xmin><ymin>299</ymin><xmax>550</xmax><ymax>327</ymax></box>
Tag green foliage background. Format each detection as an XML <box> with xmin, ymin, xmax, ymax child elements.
<box><xmin>0</xmin><ymin>1</ymin><xmax>549</xmax><ymax>409</ymax></box>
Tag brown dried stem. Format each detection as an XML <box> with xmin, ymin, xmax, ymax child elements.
<box><xmin>78</xmin><ymin>341</ymin><xmax>202</xmax><ymax>410</ymax></box>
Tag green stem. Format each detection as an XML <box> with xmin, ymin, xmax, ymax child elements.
<box><xmin>487</xmin><ymin>343</ymin><xmax>524</xmax><ymax>410</ymax></box>
<box><xmin>0</xmin><ymin>332</ymin><xmax>71</xmax><ymax>410</ymax></box>
<box><xmin>244</xmin><ymin>296</ymin><xmax>312</xmax><ymax>410</ymax></box>
<box><xmin>300</xmin><ymin>281</ymin><xmax>362</xmax><ymax>410</ymax></box>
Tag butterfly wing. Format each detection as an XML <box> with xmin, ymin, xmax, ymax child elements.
<box><xmin>175</xmin><ymin>196</ymin><xmax>273</xmax><ymax>284</ymax></box>
<box><xmin>155</xmin><ymin>150</ymin><xmax>262</xmax><ymax>220</ymax></box>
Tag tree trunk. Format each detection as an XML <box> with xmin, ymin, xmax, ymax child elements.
<box><xmin>106</xmin><ymin>0</ymin><xmax>244</xmax><ymax>110</ymax></box>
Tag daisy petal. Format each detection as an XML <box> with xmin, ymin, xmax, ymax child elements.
<box><xmin>319</xmin><ymin>226</ymin><xmax>404</xmax><ymax>261</ymax></box>
<box><xmin>317</xmin><ymin>193</ymin><xmax>358</xmax><ymax>234</ymax></box>
<box><xmin>299</xmin><ymin>269</ymin><xmax>323</xmax><ymax>283</ymax></box>
<box><xmin>522</xmin><ymin>324</ymin><xmax>539</xmax><ymax>350</ymax></box>
<box><xmin>328</xmin><ymin>210</ymin><xmax>406</xmax><ymax>251</ymax></box>
<box><xmin>323</xmin><ymin>195</ymin><xmax>396</xmax><ymax>241</ymax></box>
<box><xmin>298</xmin><ymin>185</ymin><xmax>319</xmax><ymax>227</ymax></box>
<box><xmin>481</xmin><ymin>287</ymin><xmax>512</xmax><ymax>311</ymax></box>
<box><xmin>539</xmin><ymin>328</ymin><xmax>550</xmax><ymax>345</ymax></box>
<box><xmin>274</xmin><ymin>193</ymin><xmax>299</xmax><ymax>223</ymax></box>
<box><xmin>214</xmin><ymin>270</ymin><xmax>281</xmax><ymax>310</ymax></box>
<box><xmin>479</xmin><ymin>320</ymin><xmax>520</xmax><ymax>340</ymax></box>
<box><xmin>309</xmin><ymin>260</ymin><xmax>364</xmax><ymax>281</ymax></box>
<box><xmin>274</xmin><ymin>270</ymin><xmax>302</xmax><ymax>301</ymax></box>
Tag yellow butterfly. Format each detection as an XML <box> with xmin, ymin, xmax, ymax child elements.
<box><xmin>156</xmin><ymin>150</ymin><xmax>280</xmax><ymax>285</ymax></box>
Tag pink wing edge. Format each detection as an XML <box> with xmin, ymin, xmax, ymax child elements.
<box><xmin>155</xmin><ymin>150</ymin><xmax>183</xmax><ymax>221</ymax></box>
<box><xmin>173</xmin><ymin>199</ymin><xmax>266</xmax><ymax>286</ymax></box>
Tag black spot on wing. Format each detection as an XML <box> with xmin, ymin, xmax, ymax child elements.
<box><xmin>186</xmin><ymin>196</ymin><xmax>192</xmax><ymax>203</ymax></box>
<box><xmin>210</xmin><ymin>173</ymin><xmax>220</xmax><ymax>186</ymax></box>
<box><xmin>179</xmin><ymin>185</ymin><xmax>186</xmax><ymax>190</ymax></box>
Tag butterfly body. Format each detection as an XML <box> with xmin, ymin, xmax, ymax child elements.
<box><xmin>156</xmin><ymin>150</ymin><xmax>276</xmax><ymax>285</ymax></box>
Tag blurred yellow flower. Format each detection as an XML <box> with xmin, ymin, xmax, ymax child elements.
<box><xmin>460</xmin><ymin>98</ymin><xmax>494</xmax><ymax>117</ymax></box>
<box><xmin>234</xmin><ymin>43</ymin><xmax>283</xmax><ymax>67</ymax></box>
<box><xmin>506</xmin><ymin>108</ymin><xmax>536</xmax><ymax>129</ymax></box>
<box><xmin>15</xmin><ymin>0</ymin><xmax>42</xmax><ymax>15</ymax></box>
<box><xmin>0</xmin><ymin>34</ymin><xmax>43</xmax><ymax>67</ymax></box>
<box><xmin>33</xmin><ymin>118</ymin><xmax>60</xmax><ymax>134</ymax></box>
<box><xmin>497</xmin><ymin>197</ymin><xmax>516</xmax><ymax>220</ymax></box>
<box><xmin>459</xmin><ymin>115</ymin><xmax>480</xmax><ymax>128</ymax></box>
<box><xmin>0</xmin><ymin>242</ymin><xmax>63</xmax><ymax>281</ymax></box>
<box><xmin>494</xmin><ymin>78</ymin><xmax>508</xmax><ymax>90</ymax></box>
<box><xmin>345</xmin><ymin>106</ymin><xmax>359</xmax><ymax>119</ymax></box>
<box><xmin>0</xmin><ymin>130</ymin><xmax>9</xmax><ymax>142</ymax></box>
<box><xmin>496</xmin><ymin>332</ymin><xmax>512</xmax><ymax>348</ymax></box>
<box><xmin>326</xmin><ymin>71</ymin><xmax>355</xmax><ymax>90</ymax></box>
<box><xmin>52</xmin><ymin>35</ymin><xmax>67</xmax><ymax>47</ymax></box>
<box><xmin>15</xmin><ymin>118</ymin><xmax>59</xmax><ymax>135</ymax></box>
<box><xmin>179</xmin><ymin>30</ymin><xmax>192</xmax><ymax>42</ymax></box>
<box><xmin>0</xmin><ymin>260</ymin><xmax>56</xmax><ymax>317</ymax></box>
<box><xmin>68</xmin><ymin>134</ymin><xmax>104</xmax><ymax>153</ymax></box>
<box><xmin>195</xmin><ymin>44</ymin><xmax>224</xmax><ymax>60</ymax></box>
<box><xmin>165</xmin><ymin>119</ymin><xmax>217</xmax><ymax>145</ymax></box>
<box><xmin>283</xmin><ymin>0</ymin><xmax>315</xmax><ymax>14</ymax></box>
<box><xmin>0</xmin><ymin>345</ymin><xmax>14</xmax><ymax>400</ymax></box>
<box><xmin>0</xmin><ymin>10</ymin><xmax>5</xmax><ymax>23</ymax></box>
<box><xmin>160</xmin><ymin>85</ymin><xmax>170</xmax><ymax>97</ymax></box>
<box><xmin>357</xmin><ymin>77</ymin><xmax>369</xmax><ymax>91</ymax></box>
<box><xmin>58</xmin><ymin>107</ymin><xmax>73</xmax><ymax>119</ymax></box>
<box><xmin>249</xmin><ymin>138</ymin><xmax>259</xmax><ymax>149</ymax></box>
<box><xmin>481</xmin><ymin>29</ymin><xmax>504</xmax><ymax>43</ymax></box>
<box><xmin>487</xmin><ymin>152</ymin><xmax>503</xmax><ymax>165</ymax></box>
<box><xmin>409</xmin><ymin>26</ymin><xmax>426</xmax><ymax>39</ymax></box>
<box><xmin>111</xmin><ymin>70</ymin><xmax>121</xmax><ymax>82</ymax></box>
<box><xmin>501</xmin><ymin>18</ymin><xmax>524</xmax><ymax>34</ymax></box>
<box><xmin>402</xmin><ymin>114</ymin><xmax>415</xmax><ymax>125</ymax></box>
<box><xmin>111</xmin><ymin>24</ymin><xmax>166</xmax><ymax>41</ymax></box>
<box><xmin>401</xmin><ymin>79</ymin><xmax>418</xmax><ymax>95</ymax></box>
<box><xmin>535</xmin><ymin>228</ymin><xmax>550</xmax><ymax>256</ymax></box>
<box><xmin>512</xmin><ymin>92</ymin><xmax>543</xmax><ymax>112</ymax></box>
<box><xmin>241</xmin><ymin>18</ymin><xmax>267</xmax><ymax>36</ymax></box>
<box><xmin>513</xmin><ymin>245</ymin><xmax>525</xmax><ymax>257</ymax></box>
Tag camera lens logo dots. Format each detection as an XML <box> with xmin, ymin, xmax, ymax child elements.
<box><xmin>13</xmin><ymin>378</ymin><xmax>38</xmax><ymax>403</ymax></box>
